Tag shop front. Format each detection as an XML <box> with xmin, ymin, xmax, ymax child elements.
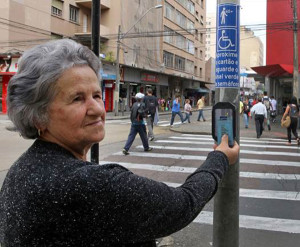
<box><xmin>100</xmin><ymin>62</ymin><xmax>117</xmax><ymax>112</ymax></box>
<box><xmin>121</xmin><ymin>66</ymin><xmax>168</xmax><ymax>110</ymax></box>
<box><xmin>0</xmin><ymin>56</ymin><xmax>18</xmax><ymax>114</ymax></box>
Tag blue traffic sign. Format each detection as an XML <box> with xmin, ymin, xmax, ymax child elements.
<box><xmin>215</xmin><ymin>3</ymin><xmax>240</xmax><ymax>88</ymax></box>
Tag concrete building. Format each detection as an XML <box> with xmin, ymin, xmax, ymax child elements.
<box><xmin>0</xmin><ymin>0</ymin><xmax>210</xmax><ymax>113</ymax></box>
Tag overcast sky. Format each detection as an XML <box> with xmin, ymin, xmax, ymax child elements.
<box><xmin>207</xmin><ymin>0</ymin><xmax>267</xmax><ymax>64</ymax></box>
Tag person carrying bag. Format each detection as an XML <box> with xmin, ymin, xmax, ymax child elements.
<box><xmin>281</xmin><ymin>96</ymin><xmax>300</xmax><ymax>145</ymax></box>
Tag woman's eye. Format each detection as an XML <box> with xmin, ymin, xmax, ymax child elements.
<box><xmin>73</xmin><ymin>96</ymin><xmax>83</xmax><ymax>102</ymax></box>
<box><xmin>94</xmin><ymin>94</ymin><xmax>102</xmax><ymax>100</ymax></box>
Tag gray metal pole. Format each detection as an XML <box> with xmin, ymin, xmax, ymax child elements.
<box><xmin>114</xmin><ymin>25</ymin><xmax>121</xmax><ymax>116</ymax></box>
<box><xmin>292</xmin><ymin>0</ymin><xmax>299</xmax><ymax>99</ymax></box>
<box><xmin>213</xmin><ymin>1</ymin><xmax>240</xmax><ymax>246</ymax></box>
<box><xmin>90</xmin><ymin>0</ymin><xmax>100</xmax><ymax>163</ymax></box>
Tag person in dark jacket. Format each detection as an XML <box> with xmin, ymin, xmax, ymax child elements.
<box><xmin>0</xmin><ymin>39</ymin><xmax>239</xmax><ymax>247</ymax></box>
<box><xmin>122</xmin><ymin>92</ymin><xmax>153</xmax><ymax>155</ymax></box>
<box><xmin>282</xmin><ymin>96</ymin><xmax>300</xmax><ymax>145</ymax></box>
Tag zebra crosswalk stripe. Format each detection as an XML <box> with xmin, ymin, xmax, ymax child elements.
<box><xmin>113</xmin><ymin>151</ymin><xmax>300</xmax><ymax>167</ymax></box>
<box><xmin>98</xmin><ymin>161</ymin><xmax>300</xmax><ymax>181</ymax></box>
<box><xmin>135</xmin><ymin>145</ymin><xmax>300</xmax><ymax>157</ymax></box>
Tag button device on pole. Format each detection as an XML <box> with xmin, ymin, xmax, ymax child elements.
<box><xmin>212</xmin><ymin>102</ymin><xmax>236</xmax><ymax>147</ymax></box>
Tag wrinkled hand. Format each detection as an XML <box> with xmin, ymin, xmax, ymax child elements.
<box><xmin>213</xmin><ymin>135</ymin><xmax>239</xmax><ymax>165</ymax></box>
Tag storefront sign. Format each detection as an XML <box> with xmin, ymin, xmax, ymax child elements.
<box><xmin>141</xmin><ymin>73</ymin><xmax>159</xmax><ymax>83</ymax></box>
<box><xmin>215</xmin><ymin>3</ymin><xmax>240</xmax><ymax>88</ymax></box>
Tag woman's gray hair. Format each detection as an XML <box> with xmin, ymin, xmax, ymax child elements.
<box><xmin>7</xmin><ymin>39</ymin><xmax>102</xmax><ymax>139</ymax></box>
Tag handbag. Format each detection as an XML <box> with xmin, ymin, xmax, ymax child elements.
<box><xmin>189</xmin><ymin>111</ymin><xmax>192</xmax><ymax>116</ymax></box>
<box><xmin>281</xmin><ymin>116</ymin><xmax>291</xmax><ymax>128</ymax></box>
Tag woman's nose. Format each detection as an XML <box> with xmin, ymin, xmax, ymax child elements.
<box><xmin>87</xmin><ymin>97</ymin><xmax>105</xmax><ymax>116</ymax></box>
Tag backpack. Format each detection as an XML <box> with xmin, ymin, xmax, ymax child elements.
<box><xmin>131</xmin><ymin>102</ymin><xmax>146</xmax><ymax>123</ymax></box>
<box><xmin>145</xmin><ymin>96</ymin><xmax>157</xmax><ymax>114</ymax></box>
<box><xmin>263</xmin><ymin>97</ymin><xmax>271</xmax><ymax>110</ymax></box>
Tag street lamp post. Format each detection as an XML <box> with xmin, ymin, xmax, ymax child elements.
<box><xmin>114</xmin><ymin>4</ymin><xmax>162</xmax><ymax>116</ymax></box>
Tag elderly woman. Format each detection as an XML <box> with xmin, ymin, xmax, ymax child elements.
<box><xmin>0</xmin><ymin>39</ymin><xmax>239</xmax><ymax>246</ymax></box>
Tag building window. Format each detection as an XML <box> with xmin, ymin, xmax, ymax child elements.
<box><xmin>186</xmin><ymin>59</ymin><xmax>194</xmax><ymax>74</ymax></box>
<box><xmin>51</xmin><ymin>0</ymin><xmax>63</xmax><ymax>17</ymax></box>
<box><xmin>194</xmin><ymin>66</ymin><xmax>198</xmax><ymax>76</ymax></box>
<box><xmin>187</xmin><ymin>39</ymin><xmax>194</xmax><ymax>54</ymax></box>
<box><xmin>200</xmin><ymin>50</ymin><xmax>203</xmax><ymax>59</ymax></box>
<box><xmin>201</xmin><ymin>0</ymin><xmax>204</xmax><ymax>8</ymax></box>
<box><xmin>175</xmin><ymin>55</ymin><xmax>185</xmax><ymax>71</ymax></box>
<box><xmin>163</xmin><ymin>51</ymin><xmax>174</xmax><ymax>68</ymax></box>
<box><xmin>187</xmin><ymin>19</ymin><xmax>194</xmax><ymax>34</ymax></box>
<box><xmin>176</xmin><ymin>10</ymin><xmax>187</xmax><ymax>29</ymax></box>
<box><xmin>200</xmin><ymin>33</ymin><xmax>203</xmax><ymax>43</ymax></box>
<box><xmin>164</xmin><ymin>26</ymin><xmax>174</xmax><ymax>45</ymax></box>
<box><xmin>200</xmin><ymin>15</ymin><xmax>204</xmax><ymax>25</ymax></box>
<box><xmin>69</xmin><ymin>5</ymin><xmax>79</xmax><ymax>23</ymax></box>
<box><xmin>187</xmin><ymin>0</ymin><xmax>195</xmax><ymax>14</ymax></box>
<box><xmin>175</xmin><ymin>33</ymin><xmax>186</xmax><ymax>50</ymax></box>
<box><xmin>200</xmin><ymin>67</ymin><xmax>203</xmax><ymax>77</ymax></box>
<box><xmin>165</xmin><ymin>1</ymin><xmax>174</xmax><ymax>21</ymax></box>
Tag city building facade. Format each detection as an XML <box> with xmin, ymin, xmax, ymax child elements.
<box><xmin>252</xmin><ymin>0</ymin><xmax>300</xmax><ymax>110</ymax></box>
<box><xmin>0</xmin><ymin>0</ymin><xmax>210</xmax><ymax>113</ymax></box>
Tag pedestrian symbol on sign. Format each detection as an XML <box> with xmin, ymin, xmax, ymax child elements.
<box><xmin>221</xmin><ymin>7</ymin><xmax>228</xmax><ymax>24</ymax></box>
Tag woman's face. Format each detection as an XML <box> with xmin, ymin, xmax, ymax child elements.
<box><xmin>42</xmin><ymin>66</ymin><xmax>106</xmax><ymax>159</ymax></box>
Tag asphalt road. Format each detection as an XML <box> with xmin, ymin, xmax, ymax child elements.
<box><xmin>1</xmin><ymin>114</ymin><xmax>300</xmax><ymax>246</ymax></box>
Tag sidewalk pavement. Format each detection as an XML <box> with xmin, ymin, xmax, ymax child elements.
<box><xmin>0</xmin><ymin>107</ymin><xmax>292</xmax><ymax>141</ymax></box>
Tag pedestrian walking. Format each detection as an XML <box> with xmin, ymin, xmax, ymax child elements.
<box><xmin>243</xmin><ymin>97</ymin><xmax>251</xmax><ymax>128</ymax></box>
<box><xmin>197</xmin><ymin>95</ymin><xmax>206</xmax><ymax>122</ymax></box>
<box><xmin>182</xmin><ymin>99</ymin><xmax>192</xmax><ymax>123</ymax></box>
<box><xmin>170</xmin><ymin>95</ymin><xmax>184</xmax><ymax>126</ymax></box>
<box><xmin>144</xmin><ymin>88</ymin><xmax>158</xmax><ymax>141</ymax></box>
<box><xmin>281</xmin><ymin>96</ymin><xmax>300</xmax><ymax>145</ymax></box>
<box><xmin>270</xmin><ymin>96</ymin><xmax>277</xmax><ymax>123</ymax></box>
<box><xmin>123</xmin><ymin>92</ymin><xmax>153</xmax><ymax>155</ymax></box>
<box><xmin>0</xmin><ymin>38</ymin><xmax>240</xmax><ymax>247</ymax></box>
<box><xmin>262</xmin><ymin>91</ymin><xmax>272</xmax><ymax>130</ymax></box>
<box><xmin>250</xmin><ymin>97</ymin><xmax>267</xmax><ymax>138</ymax></box>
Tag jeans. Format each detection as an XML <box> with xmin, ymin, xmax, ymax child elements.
<box><xmin>197</xmin><ymin>109</ymin><xmax>206</xmax><ymax>121</ymax></box>
<box><xmin>170</xmin><ymin>111</ymin><xmax>184</xmax><ymax>125</ymax></box>
<box><xmin>124</xmin><ymin>124</ymin><xmax>149</xmax><ymax>151</ymax></box>
<box><xmin>243</xmin><ymin>113</ymin><xmax>249</xmax><ymax>127</ymax></box>
<box><xmin>255</xmin><ymin>115</ymin><xmax>264</xmax><ymax>138</ymax></box>
<box><xmin>182</xmin><ymin>112</ymin><xmax>191</xmax><ymax>123</ymax></box>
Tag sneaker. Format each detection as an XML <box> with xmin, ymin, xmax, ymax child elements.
<box><xmin>144</xmin><ymin>147</ymin><xmax>153</xmax><ymax>152</ymax></box>
<box><xmin>149</xmin><ymin>137</ymin><xmax>154</xmax><ymax>141</ymax></box>
<box><xmin>122</xmin><ymin>149</ymin><xmax>129</xmax><ymax>155</ymax></box>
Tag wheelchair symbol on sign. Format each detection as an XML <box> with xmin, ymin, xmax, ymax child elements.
<box><xmin>218</xmin><ymin>30</ymin><xmax>235</xmax><ymax>50</ymax></box>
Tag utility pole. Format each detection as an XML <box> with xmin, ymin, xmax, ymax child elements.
<box><xmin>90</xmin><ymin>0</ymin><xmax>100</xmax><ymax>163</ymax></box>
<box><xmin>114</xmin><ymin>25</ymin><xmax>121</xmax><ymax>116</ymax></box>
<box><xmin>292</xmin><ymin>0</ymin><xmax>299</xmax><ymax>99</ymax></box>
<box><xmin>213</xmin><ymin>1</ymin><xmax>240</xmax><ymax>246</ymax></box>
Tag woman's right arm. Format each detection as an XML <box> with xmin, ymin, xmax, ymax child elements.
<box><xmin>282</xmin><ymin>105</ymin><xmax>290</xmax><ymax>119</ymax></box>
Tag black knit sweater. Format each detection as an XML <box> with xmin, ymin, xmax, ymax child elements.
<box><xmin>0</xmin><ymin>140</ymin><xmax>228</xmax><ymax>246</ymax></box>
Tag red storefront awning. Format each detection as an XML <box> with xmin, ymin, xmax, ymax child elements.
<box><xmin>251</xmin><ymin>64</ymin><xmax>295</xmax><ymax>77</ymax></box>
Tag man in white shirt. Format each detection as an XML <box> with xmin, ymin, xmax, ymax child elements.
<box><xmin>250</xmin><ymin>97</ymin><xmax>267</xmax><ymax>138</ymax></box>
<box><xmin>270</xmin><ymin>96</ymin><xmax>277</xmax><ymax>123</ymax></box>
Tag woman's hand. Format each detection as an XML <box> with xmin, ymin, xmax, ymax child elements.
<box><xmin>213</xmin><ymin>135</ymin><xmax>240</xmax><ymax>165</ymax></box>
